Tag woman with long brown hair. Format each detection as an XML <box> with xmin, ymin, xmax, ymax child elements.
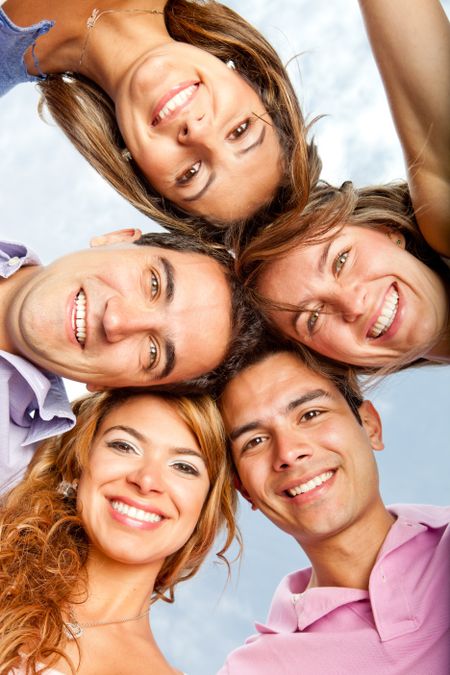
<box><xmin>0</xmin><ymin>0</ymin><xmax>319</xmax><ymax>237</ymax></box>
<box><xmin>0</xmin><ymin>389</ymin><xmax>238</xmax><ymax>674</ymax></box>
<box><xmin>233</xmin><ymin>0</ymin><xmax>450</xmax><ymax>374</ymax></box>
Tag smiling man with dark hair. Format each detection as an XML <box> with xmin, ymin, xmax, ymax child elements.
<box><xmin>218</xmin><ymin>342</ymin><xmax>450</xmax><ymax>675</ymax></box>
<box><xmin>0</xmin><ymin>229</ymin><xmax>241</xmax><ymax>489</ymax></box>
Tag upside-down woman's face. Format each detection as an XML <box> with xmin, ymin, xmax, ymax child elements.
<box><xmin>257</xmin><ymin>225</ymin><xmax>449</xmax><ymax>367</ymax></box>
<box><xmin>115</xmin><ymin>42</ymin><xmax>283</xmax><ymax>222</ymax></box>
<box><xmin>77</xmin><ymin>395</ymin><xmax>210</xmax><ymax>568</ymax></box>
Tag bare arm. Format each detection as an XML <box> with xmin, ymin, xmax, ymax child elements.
<box><xmin>358</xmin><ymin>0</ymin><xmax>450</xmax><ymax>255</ymax></box>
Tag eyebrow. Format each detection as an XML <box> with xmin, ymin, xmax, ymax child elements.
<box><xmin>290</xmin><ymin>241</ymin><xmax>333</xmax><ymax>331</ymax></box>
<box><xmin>103</xmin><ymin>425</ymin><xmax>147</xmax><ymax>442</ymax></box>
<box><xmin>103</xmin><ymin>425</ymin><xmax>204</xmax><ymax>459</ymax></box>
<box><xmin>229</xmin><ymin>389</ymin><xmax>332</xmax><ymax>442</ymax></box>
<box><xmin>237</xmin><ymin>126</ymin><xmax>266</xmax><ymax>156</ymax></box>
<box><xmin>318</xmin><ymin>240</ymin><xmax>333</xmax><ymax>274</ymax></box>
<box><xmin>157</xmin><ymin>256</ymin><xmax>176</xmax><ymax>380</ymax></box>
<box><xmin>181</xmin><ymin>171</ymin><xmax>217</xmax><ymax>203</ymax></box>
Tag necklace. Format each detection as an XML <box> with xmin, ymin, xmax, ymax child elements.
<box><xmin>63</xmin><ymin>604</ymin><xmax>151</xmax><ymax>640</ymax></box>
<box><xmin>79</xmin><ymin>7</ymin><xmax>164</xmax><ymax>67</ymax></box>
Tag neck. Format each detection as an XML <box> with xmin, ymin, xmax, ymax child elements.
<box><xmin>76</xmin><ymin>548</ymin><xmax>162</xmax><ymax>624</ymax></box>
<box><xmin>2</xmin><ymin>0</ymin><xmax>169</xmax><ymax>99</ymax></box>
<box><xmin>0</xmin><ymin>266</ymin><xmax>39</xmax><ymax>355</ymax></box>
<box><xmin>300</xmin><ymin>503</ymin><xmax>395</xmax><ymax>590</ymax></box>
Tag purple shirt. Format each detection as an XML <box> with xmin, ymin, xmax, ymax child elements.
<box><xmin>219</xmin><ymin>504</ymin><xmax>450</xmax><ymax>675</ymax></box>
<box><xmin>0</xmin><ymin>241</ymin><xmax>75</xmax><ymax>491</ymax></box>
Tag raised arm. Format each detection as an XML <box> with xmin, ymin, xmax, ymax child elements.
<box><xmin>358</xmin><ymin>0</ymin><xmax>450</xmax><ymax>256</ymax></box>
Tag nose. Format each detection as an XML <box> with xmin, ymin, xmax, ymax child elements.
<box><xmin>272</xmin><ymin>434</ymin><xmax>312</xmax><ymax>472</ymax></box>
<box><xmin>102</xmin><ymin>296</ymin><xmax>158</xmax><ymax>343</ymax></box>
<box><xmin>126</xmin><ymin>459</ymin><xmax>164</xmax><ymax>495</ymax></box>
<box><xmin>334</xmin><ymin>282</ymin><xmax>367</xmax><ymax>322</ymax></box>
<box><xmin>177</xmin><ymin>112</ymin><xmax>216</xmax><ymax>147</ymax></box>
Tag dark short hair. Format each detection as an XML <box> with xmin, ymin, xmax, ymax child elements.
<box><xmin>216</xmin><ymin>334</ymin><xmax>364</xmax><ymax>424</ymax></box>
<box><xmin>134</xmin><ymin>232</ymin><xmax>265</xmax><ymax>393</ymax></box>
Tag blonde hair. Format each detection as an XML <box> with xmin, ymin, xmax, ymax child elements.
<box><xmin>235</xmin><ymin>180</ymin><xmax>450</xmax><ymax>374</ymax></box>
<box><xmin>0</xmin><ymin>390</ymin><xmax>238</xmax><ymax>673</ymax></box>
<box><xmin>38</xmin><ymin>0</ymin><xmax>320</xmax><ymax>239</ymax></box>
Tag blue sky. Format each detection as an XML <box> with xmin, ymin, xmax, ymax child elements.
<box><xmin>0</xmin><ymin>1</ymin><xmax>449</xmax><ymax>673</ymax></box>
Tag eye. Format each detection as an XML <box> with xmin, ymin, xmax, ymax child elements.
<box><xmin>307</xmin><ymin>308</ymin><xmax>322</xmax><ymax>334</ymax></box>
<box><xmin>148</xmin><ymin>340</ymin><xmax>159</xmax><ymax>369</ymax></box>
<box><xmin>334</xmin><ymin>250</ymin><xmax>349</xmax><ymax>275</ymax></box>
<box><xmin>150</xmin><ymin>271</ymin><xmax>159</xmax><ymax>299</ymax></box>
<box><xmin>176</xmin><ymin>161</ymin><xmax>201</xmax><ymax>185</ymax></box>
<box><xmin>107</xmin><ymin>440</ymin><xmax>139</xmax><ymax>455</ymax></box>
<box><xmin>170</xmin><ymin>461</ymin><xmax>200</xmax><ymax>476</ymax></box>
<box><xmin>228</xmin><ymin>118</ymin><xmax>251</xmax><ymax>140</ymax></box>
<box><xmin>300</xmin><ymin>410</ymin><xmax>323</xmax><ymax>423</ymax></box>
<box><xmin>242</xmin><ymin>435</ymin><xmax>266</xmax><ymax>452</ymax></box>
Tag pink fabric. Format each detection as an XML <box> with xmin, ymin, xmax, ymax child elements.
<box><xmin>219</xmin><ymin>504</ymin><xmax>450</xmax><ymax>675</ymax></box>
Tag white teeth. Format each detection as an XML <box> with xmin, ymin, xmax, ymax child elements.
<box><xmin>153</xmin><ymin>85</ymin><xmax>198</xmax><ymax>125</ymax></box>
<box><xmin>72</xmin><ymin>290</ymin><xmax>87</xmax><ymax>346</ymax></box>
<box><xmin>111</xmin><ymin>500</ymin><xmax>162</xmax><ymax>523</ymax></box>
<box><xmin>369</xmin><ymin>288</ymin><xmax>399</xmax><ymax>338</ymax></box>
<box><xmin>287</xmin><ymin>471</ymin><xmax>334</xmax><ymax>497</ymax></box>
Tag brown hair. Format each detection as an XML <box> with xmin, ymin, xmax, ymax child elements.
<box><xmin>235</xmin><ymin>180</ymin><xmax>450</xmax><ymax>374</ymax></box>
<box><xmin>38</xmin><ymin>0</ymin><xmax>320</xmax><ymax>240</ymax></box>
<box><xmin>0</xmin><ymin>390</ymin><xmax>238</xmax><ymax>673</ymax></box>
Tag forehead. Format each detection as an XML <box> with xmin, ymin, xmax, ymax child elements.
<box><xmin>96</xmin><ymin>395</ymin><xmax>199</xmax><ymax>444</ymax></box>
<box><xmin>221</xmin><ymin>352</ymin><xmax>342</xmax><ymax>429</ymax></box>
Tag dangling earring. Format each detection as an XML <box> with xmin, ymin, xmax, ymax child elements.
<box><xmin>226</xmin><ymin>59</ymin><xmax>236</xmax><ymax>70</ymax></box>
<box><xmin>57</xmin><ymin>479</ymin><xmax>78</xmax><ymax>499</ymax></box>
<box><xmin>121</xmin><ymin>148</ymin><xmax>132</xmax><ymax>161</ymax></box>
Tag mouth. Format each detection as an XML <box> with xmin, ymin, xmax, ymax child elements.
<box><xmin>151</xmin><ymin>82</ymin><xmax>199</xmax><ymax>126</ymax></box>
<box><xmin>285</xmin><ymin>470</ymin><xmax>335</xmax><ymax>498</ymax></box>
<box><xmin>367</xmin><ymin>285</ymin><xmax>399</xmax><ymax>339</ymax></box>
<box><xmin>71</xmin><ymin>289</ymin><xmax>86</xmax><ymax>346</ymax></box>
<box><xmin>110</xmin><ymin>499</ymin><xmax>164</xmax><ymax>524</ymax></box>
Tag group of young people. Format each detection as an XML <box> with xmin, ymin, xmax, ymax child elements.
<box><xmin>0</xmin><ymin>0</ymin><xmax>449</xmax><ymax>673</ymax></box>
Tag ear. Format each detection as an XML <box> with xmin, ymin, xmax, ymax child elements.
<box><xmin>86</xmin><ymin>383</ymin><xmax>106</xmax><ymax>393</ymax></box>
<box><xmin>90</xmin><ymin>228</ymin><xmax>142</xmax><ymax>248</ymax></box>
<box><xmin>233</xmin><ymin>474</ymin><xmax>258</xmax><ymax>511</ymax></box>
<box><xmin>359</xmin><ymin>400</ymin><xmax>384</xmax><ymax>451</ymax></box>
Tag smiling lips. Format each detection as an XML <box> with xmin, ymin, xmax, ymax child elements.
<box><xmin>286</xmin><ymin>470</ymin><xmax>335</xmax><ymax>497</ymax></box>
<box><xmin>111</xmin><ymin>499</ymin><xmax>163</xmax><ymax>523</ymax></box>
<box><xmin>151</xmin><ymin>82</ymin><xmax>199</xmax><ymax>126</ymax></box>
<box><xmin>368</xmin><ymin>286</ymin><xmax>399</xmax><ymax>339</ymax></box>
<box><xmin>72</xmin><ymin>289</ymin><xmax>86</xmax><ymax>346</ymax></box>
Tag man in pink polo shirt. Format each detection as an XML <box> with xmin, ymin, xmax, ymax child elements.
<box><xmin>218</xmin><ymin>341</ymin><xmax>450</xmax><ymax>675</ymax></box>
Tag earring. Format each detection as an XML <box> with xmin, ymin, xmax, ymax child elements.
<box><xmin>387</xmin><ymin>231</ymin><xmax>403</xmax><ymax>247</ymax></box>
<box><xmin>226</xmin><ymin>59</ymin><xmax>236</xmax><ymax>70</ymax></box>
<box><xmin>121</xmin><ymin>148</ymin><xmax>132</xmax><ymax>161</ymax></box>
<box><xmin>57</xmin><ymin>479</ymin><xmax>78</xmax><ymax>499</ymax></box>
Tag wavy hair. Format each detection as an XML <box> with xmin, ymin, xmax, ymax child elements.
<box><xmin>234</xmin><ymin>180</ymin><xmax>450</xmax><ymax>374</ymax></box>
<box><xmin>0</xmin><ymin>390</ymin><xmax>238</xmax><ymax>673</ymax></box>
<box><xmin>38</xmin><ymin>0</ymin><xmax>320</xmax><ymax>239</ymax></box>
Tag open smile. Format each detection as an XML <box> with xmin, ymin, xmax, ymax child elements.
<box><xmin>151</xmin><ymin>82</ymin><xmax>199</xmax><ymax>126</ymax></box>
<box><xmin>284</xmin><ymin>470</ymin><xmax>335</xmax><ymax>498</ymax></box>
<box><xmin>71</xmin><ymin>289</ymin><xmax>86</xmax><ymax>346</ymax></box>
<box><xmin>367</xmin><ymin>285</ymin><xmax>399</xmax><ymax>339</ymax></box>
<box><xmin>110</xmin><ymin>499</ymin><xmax>163</xmax><ymax>523</ymax></box>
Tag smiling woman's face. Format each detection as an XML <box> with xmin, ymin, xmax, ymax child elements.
<box><xmin>257</xmin><ymin>225</ymin><xmax>449</xmax><ymax>367</ymax></box>
<box><xmin>115</xmin><ymin>42</ymin><xmax>283</xmax><ymax>222</ymax></box>
<box><xmin>77</xmin><ymin>395</ymin><xmax>211</xmax><ymax>567</ymax></box>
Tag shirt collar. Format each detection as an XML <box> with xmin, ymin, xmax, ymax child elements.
<box><xmin>0</xmin><ymin>350</ymin><xmax>75</xmax><ymax>445</ymax></box>
<box><xmin>256</xmin><ymin>505</ymin><xmax>449</xmax><ymax>638</ymax></box>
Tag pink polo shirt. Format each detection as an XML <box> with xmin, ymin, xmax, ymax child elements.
<box><xmin>219</xmin><ymin>504</ymin><xmax>450</xmax><ymax>675</ymax></box>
